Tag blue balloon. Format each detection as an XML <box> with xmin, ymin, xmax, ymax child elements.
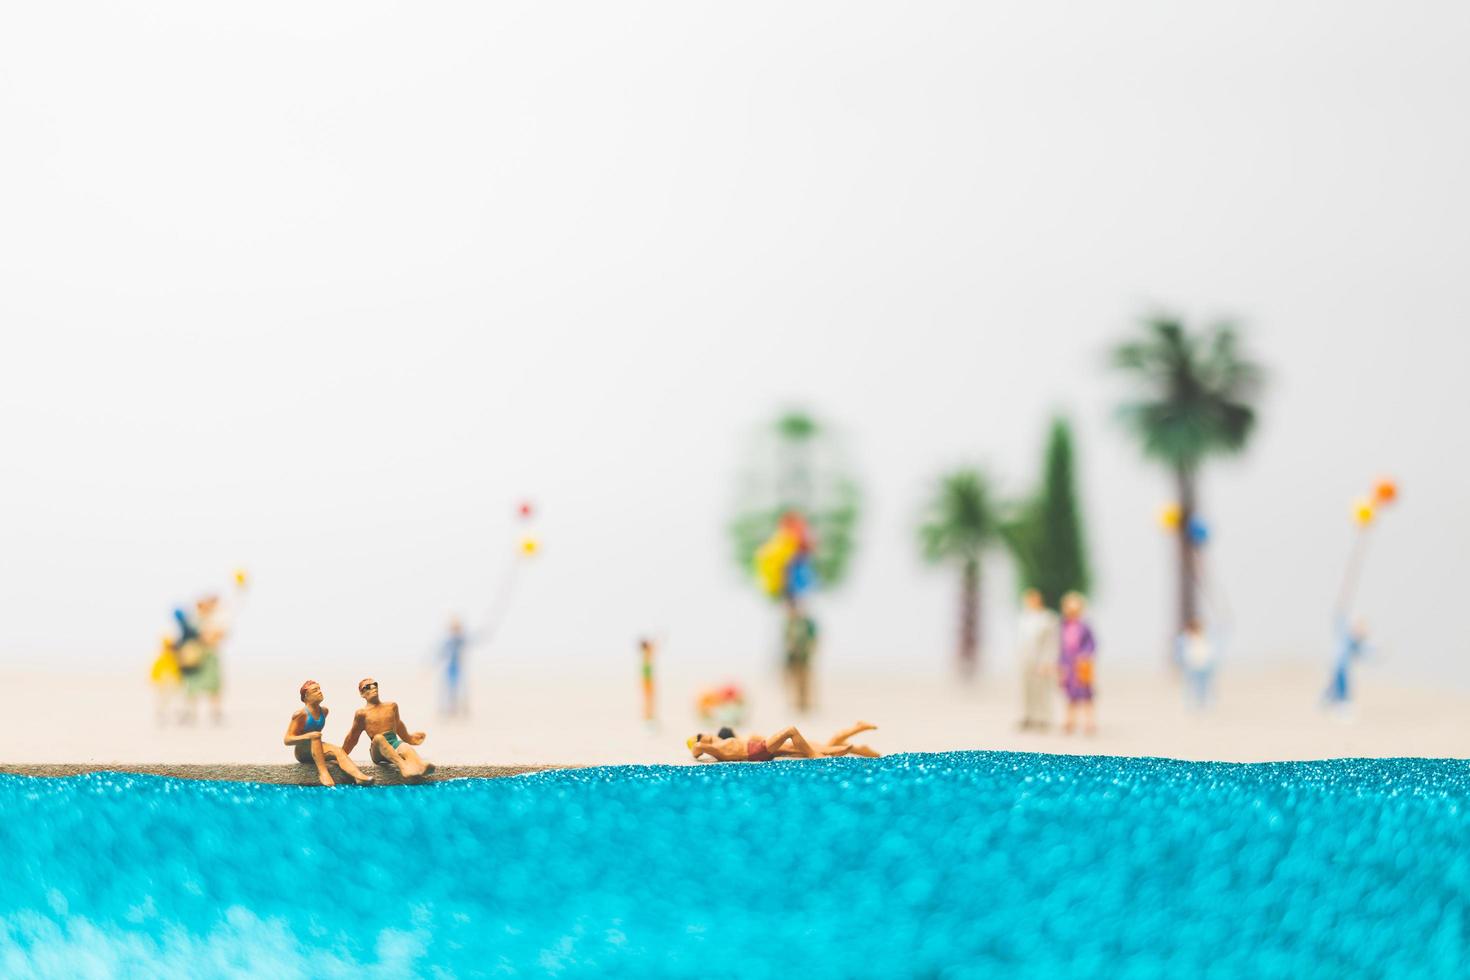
<box><xmin>1187</xmin><ymin>517</ymin><xmax>1209</xmax><ymax>546</ymax></box>
<box><xmin>786</xmin><ymin>556</ymin><xmax>817</xmax><ymax>596</ymax></box>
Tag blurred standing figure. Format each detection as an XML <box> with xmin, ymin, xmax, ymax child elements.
<box><xmin>638</xmin><ymin>637</ymin><xmax>657</xmax><ymax>726</ymax></box>
<box><xmin>1176</xmin><ymin>620</ymin><xmax>1216</xmax><ymax>708</ymax></box>
<box><xmin>1058</xmin><ymin>592</ymin><xmax>1097</xmax><ymax>735</ymax></box>
<box><xmin>1016</xmin><ymin>589</ymin><xmax>1058</xmax><ymax>730</ymax></box>
<box><xmin>784</xmin><ymin>599</ymin><xmax>818</xmax><ymax>712</ymax></box>
<box><xmin>149</xmin><ymin>636</ymin><xmax>182</xmax><ymax>725</ymax></box>
<box><xmin>438</xmin><ymin>617</ymin><xmax>474</xmax><ymax>716</ymax></box>
<box><xmin>1323</xmin><ymin>617</ymin><xmax>1371</xmax><ymax>709</ymax></box>
<box><xmin>175</xmin><ymin>576</ymin><xmax>245</xmax><ymax>724</ymax></box>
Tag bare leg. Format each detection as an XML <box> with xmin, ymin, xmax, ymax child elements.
<box><xmin>308</xmin><ymin>739</ymin><xmax>334</xmax><ymax>787</ymax></box>
<box><xmin>371</xmin><ymin>735</ymin><xmax>426</xmax><ymax>779</ymax></box>
<box><xmin>398</xmin><ymin>745</ymin><xmax>435</xmax><ymax>777</ymax></box>
<box><xmin>1081</xmin><ymin>702</ymin><xmax>1097</xmax><ymax>736</ymax></box>
<box><xmin>323</xmin><ymin>744</ymin><xmax>374</xmax><ymax>785</ymax></box>
<box><xmin>827</xmin><ymin>721</ymin><xmax>876</xmax><ymax>745</ymax></box>
<box><xmin>1063</xmin><ymin>701</ymin><xmax>1077</xmax><ymax>735</ymax></box>
<box><xmin>765</xmin><ymin>726</ymin><xmax>820</xmax><ymax>759</ymax></box>
<box><xmin>843</xmin><ymin>743</ymin><xmax>881</xmax><ymax>758</ymax></box>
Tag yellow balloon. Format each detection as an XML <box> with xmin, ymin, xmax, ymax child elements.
<box><xmin>233</xmin><ymin>568</ymin><xmax>249</xmax><ymax>587</ymax></box>
<box><xmin>1157</xmin><ymin>503</ymin><xmax>1182</xmax><ymax>531</ymax></box>
<box><xmin>1352</xmin><ymin>498</ymin><xmax>1376</xmax><ymax>527</ymax></box>
<box><xmin>520</xmin><ymin>536</ymin><xmax>540</xmax><ymax>556</ymax></box>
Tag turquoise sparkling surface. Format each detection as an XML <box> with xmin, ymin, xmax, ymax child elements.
<box><xmin>2</xmin><ymin>752</ymin><xmax>1467</xmax><ymax>977</ymax></box>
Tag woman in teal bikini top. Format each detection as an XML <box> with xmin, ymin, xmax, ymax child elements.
<box><xmin>284</xmin><ymin>680</ymin><xmax>375</xmax><ymax>787</ymax></box>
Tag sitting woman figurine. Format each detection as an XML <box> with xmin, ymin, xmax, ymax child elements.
<box><xmin>284</xmin><ymin>680</ymin><xmax>376</xmax><ymax>787</ymax></box>
<box><xmin>688</xmin><ymin>722</ymin><xmax>880</xmax><ymax>761</ymax></box>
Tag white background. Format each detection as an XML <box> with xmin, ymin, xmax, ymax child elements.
<box><xmin>2</xmin><ymin>3</ymin><xmax>1467</xmax><ymax>684</ymax></box>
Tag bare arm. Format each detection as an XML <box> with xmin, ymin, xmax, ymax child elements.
<box><xmin>393</xmin><ymin>704</ymin><xmax>425</xmax><ymax>746</ymax></box>
<box><xmin>282</xmin><ymin>711</ymin><xmax>320</xmax><ymax>746</ymax></box>
<box><xmin>340</xmin><ymin>709</ymin><xmax>367</xmax><ymax>755</ymax></box>
<box><xmin>696</xmin><ymin>740</ymin><xmax>743</xmax><ymax>762</ymax></box>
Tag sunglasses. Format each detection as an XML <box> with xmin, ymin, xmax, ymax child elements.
<box><xmin>359</xmin><ymin>682</ymin><xmax>378</xmax><ymax>692</ymax></box>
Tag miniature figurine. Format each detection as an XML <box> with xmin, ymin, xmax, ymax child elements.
<box><xmin>638</xmin><ymin>637</ymin><xmax>657</xmax><ymax>726</ymax></box>
<box><xmin>1057</xmin><ymin>592</ymin><xmax>1097</xmax><ymax>735</ymax></box>
<box><xmin>438</xmin><ymin>617</ymin><xmax>474</xmax><ymax>717</ymax></box>
<box><xmin>687</xmin><ymin>721</ymin><xmax>880</xmax><ymax>761</ymax></box>
<box><xmin>341</xmin><ymin>677</ymin><xmax>435</xmax><ymax>781</ymax></box>
<box><xmin>1176</xmin><ymin>619</ymin><xmax>1217</xmax><ymax>708</ymax></box>
<box><xmin>171</xmin><ymin>574</ymin><xmax>246</xmax><ymax>724</ymax></box>
<box><xmin>149</xmin><ymin>635</ymin><xmax>182</xmax><ymax>725</ymax></box>
<box><xmin>1323</xmin><ymin>616</ymin><xmax>1371</xmax><ymax>709</ymax></box>
<box><xmin>695</xmin><ymin>683</ymin><xmax>747</xmax><ymax>730</ymax></box>
<box><xmin>1016</xmin><ymin>588</ymin><xmax>1058</xmax><ymax>730</ymax></box>
<box><xmin>783</xmin><ymin>599</ymin><xmax>818</xmax><ymax>712</ymax></box>
<box><xmin>283</xmin><ymin>680</ymin><xmax>375</xmax><ymax>787</ymax></box>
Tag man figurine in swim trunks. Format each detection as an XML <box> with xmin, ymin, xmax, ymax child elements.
<box><xmin>340</xmin><ymin>677</ymin><xmax>435</xmax><ymax>782</ymax></box>
<box><xmin>688</xmin><ymin>722</ymin><xmax>880</xmax><ymax>762</ymax></box>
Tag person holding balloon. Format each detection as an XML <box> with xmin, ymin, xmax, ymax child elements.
<box><xmin>1324</xmin><ymin>478</ymin><xmax>1398</xmax><ymax>709</ymax></box>
<box><xmin>755</xmin><ymin>511</ymin><xmax>821</xmax><ymax>712</ymax></box>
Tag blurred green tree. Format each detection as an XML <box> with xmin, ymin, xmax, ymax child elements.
<box><xmin>1112</xmin><ymin>315</ymin><xmax>1263</xmax><ymax>637</ymax></box>
<box><xmin>729</xmin><ymin>409</ymin><xmax>861</xmax><ymax>596</ymax></box>
<box><xmin>919</xmin><ymin>469</ymin><xmax>1004</xmax><ymax>676</ymax></box>
<box><xmin>1003</xmin><ymin>417</ymin><xmax>1092</xmax><ymax>610</ymax></box>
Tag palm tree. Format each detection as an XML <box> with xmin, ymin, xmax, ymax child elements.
<box><xmin>1112</xmin><ymin>314</ymin><xmax>1263</xmax><ymax>638</ymax></box>
<box><xmin>1002</xmin><ymin>417</ymin><xmax>1092</xmax><ymax>611</ymax></box>
<box><xmin>920</xmin><ymin>469</ymin><xmax>1004</xmax><ymax>677</ymax></box>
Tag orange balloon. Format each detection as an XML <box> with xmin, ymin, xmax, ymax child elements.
<box><xmin>1373</xmin><ymin>479</ymin><xmax>1398</xmax><ymax>506</ymax></box>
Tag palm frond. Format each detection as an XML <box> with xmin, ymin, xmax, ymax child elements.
<box><xmin>1111</xmin><ymin>314</ymin><xmax>1264</xmax><ymax>467</ymax></box>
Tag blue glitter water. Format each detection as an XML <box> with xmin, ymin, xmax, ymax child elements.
<box><xmin>2</xmin><ymin>752</ymin><xmax>1467</xmax><ymax>977</ymax></box>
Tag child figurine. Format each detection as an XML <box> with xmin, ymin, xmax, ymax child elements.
<box><xmin>638</xmin><ymin>637</ymin><xmax>657</xmax><ymax>727</ymax></box>
<box><xmin>283</xmin><ymin>680</ymin><xmax>375</xmax><ymax>787</ymax></box>
<box><xmin>149</xmin><ymin>636</ymin><xmax>181</xmax><ymax>725</ymax></box>
<box><xmin>341</xmin><ymin>677</ymin><xmax>436</xmax><ymax>782</ymax></box>
<box><xmin>1058</xmin><ymin>592</ymin><xmax>1097</xmax><ymax>735</ymax></box>
<box><xmin>1176</xmin><ymin>619</ymin><xmax>1216</xmax><ymax>709</ymax></box>
<box><xmin>1016</xmin><ymin>589</ymin><xmax>1059</xmax><ymax>730</ymax></box>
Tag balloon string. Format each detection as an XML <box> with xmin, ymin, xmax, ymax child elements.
<box><xmin>477</xmin><ymin>552</ymin><xmax>527</xmax><ymax>645</ymax></box>
<box><xmin>1335</xmin><ymin>528</ymin><xmax>1371</xmax><ymax>620</ymax></box>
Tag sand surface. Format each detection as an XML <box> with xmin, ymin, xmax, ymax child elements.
<box><xmin>4</xmin><ymin>658</ymin><xmax>1465</xmax><ymax>769</ymax></box>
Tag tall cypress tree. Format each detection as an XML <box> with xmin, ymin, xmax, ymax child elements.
<box><xmin>1004</xmin><ymin>418</ymin><xmax>1092</xmax><ymax>609</ymax></box>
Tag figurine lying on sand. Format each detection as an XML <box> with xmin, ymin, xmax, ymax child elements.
<box><xmin>688</xmin><ymin>722</ymin><xmax>880</xmax><ymax>761</ymax></box>
<box><xmin>284</xmin><ymin>678</ymin><xmax>436</xmax><ymax>785</ymax></box>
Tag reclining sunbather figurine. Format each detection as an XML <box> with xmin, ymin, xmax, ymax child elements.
<box><xmin>688</xmin><ymin>722</ymin><xmax>880</xmax><ymax>761</ymax></box>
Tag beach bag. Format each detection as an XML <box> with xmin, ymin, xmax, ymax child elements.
<box><xmin>177</xmin><ymin>639</ymin><xmax>204</xmax><ymax>671</ymax></box>
<box><xmin>1075</xmin><ymin>658</ymin><xmax>1095</xmax><ymax>687</ymax></box>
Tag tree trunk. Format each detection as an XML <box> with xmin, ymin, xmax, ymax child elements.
<box><xmin>1175</xmin><ymin>465</ymin><xmax>1200</xmax><ymax>645</ymax></box>
<box><xmin>959</xmin><ymin>558</ymin><xmax>980</xmax><ymax>677</ymax></box>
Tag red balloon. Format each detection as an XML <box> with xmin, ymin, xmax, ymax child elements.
<box><xmin>518</xmin><ymin>501</ymin><xmax>534</xmax><ymax>519</ymax></box>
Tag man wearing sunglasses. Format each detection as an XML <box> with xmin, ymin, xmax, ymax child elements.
<box><xmin>340</xmin><ymin>677</ymin><xmax>435</xmax><ymax>782</ymax></box>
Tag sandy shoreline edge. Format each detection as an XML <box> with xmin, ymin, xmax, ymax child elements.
<box><xmin>0</xmin><ymin>764</ymin><xmax>566</xmax><ymax>785</ymax></box>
